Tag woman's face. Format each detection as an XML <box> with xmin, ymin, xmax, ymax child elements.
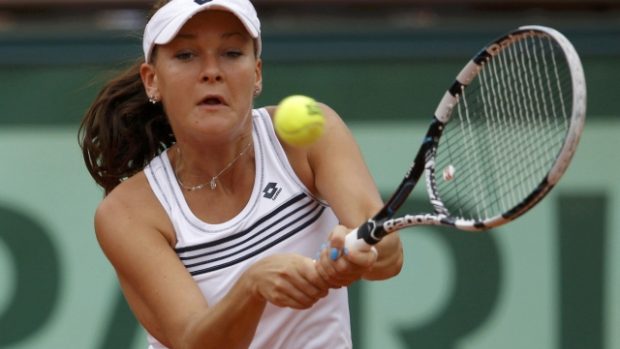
<box><xmin>142</xmin><ymin>10</ymin><xmax>262</xmax><ymax>144</ymax></box>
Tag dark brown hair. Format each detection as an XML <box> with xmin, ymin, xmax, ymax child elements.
<box><xmin>78</xmin><ymin>0</ymin><xmax>172</xmax><ymax>195</ymax></box>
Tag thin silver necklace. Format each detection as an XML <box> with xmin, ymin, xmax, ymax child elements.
<box><xmin>175</xmin><ymin>141</ymin><xmax>253</xmax><ymax>191</ymax></box>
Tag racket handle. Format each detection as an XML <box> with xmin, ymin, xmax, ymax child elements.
<box><xmin>344</xmin><ymin>228</ymin><xmax>374</xmax><ymax>252</ymax></box>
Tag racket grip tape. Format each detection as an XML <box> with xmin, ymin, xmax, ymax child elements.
<box><xmin>344</xmin><ymin>221</ymin><xmax>380</xmax><ymax>252</ymax></box>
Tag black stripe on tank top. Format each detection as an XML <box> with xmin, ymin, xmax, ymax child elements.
<box><xmin>182</xmin><ymin>202</ymin><xmax>322</xmax><ymax>269</ymax></box>
<box><xmin>175</xmin><ymin>192</ymin><xmax>307</xmax><ymax>254</ymax></box>
<box><xmin>176</xmin><ymin>194</ymin><xmax>322</xmax><ymax>271</ymax></box>
<box><xmin>186</xmin><ymin>206</ymin><xmax>326</xmax><ymax>276</ymax></box>
<box><xmin>178</xmin><ymin>198</ymin><xmax>317</xmax><ymax>261</ymax></box>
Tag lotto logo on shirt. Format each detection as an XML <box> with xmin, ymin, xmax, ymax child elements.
<box><xmin>263</xmin><ymin>182</ymin><xmax>282</xmax><ymax>200</ymax></box>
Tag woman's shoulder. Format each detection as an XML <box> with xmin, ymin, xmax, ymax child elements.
<box><xmin>95</xmin><ymin>171</ymin><xmax>175</xmax><ymax>247</ymax></box>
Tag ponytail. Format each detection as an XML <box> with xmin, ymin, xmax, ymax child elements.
<box><xmin>78</xmin><ymin>61</ymin><xmax>174</xmax><ymax>195</ymax></box>
<box><xmin>79</xmin><ymin>0</ymin><xmax>174</xmax><ymax>195</ymax></box>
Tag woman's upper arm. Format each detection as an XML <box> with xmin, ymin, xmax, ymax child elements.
<box><xmin>308</xmin><ymin>103</ymin><xmax>382</xmax><ymax>227</ymax></box>
<box><xmin>94</xmin><ymin>183</ymin><xmax>207</xmax><ymax>348</ymax></box>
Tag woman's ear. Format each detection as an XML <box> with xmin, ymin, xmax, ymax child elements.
<box><xmin>140</xmin><ymin>62</ymin><xmax>160</xmax><ymax>102</ymax></box>
<box><xmin>254</xmin><ymin>59</ymin><xmax>263</xmax><ymax>97</ymax></box>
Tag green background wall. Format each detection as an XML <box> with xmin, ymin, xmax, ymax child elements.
<box><xmin>1</xmin><ymin>9</ymin><xmax>619</xmax><ymax>349</ymax></box>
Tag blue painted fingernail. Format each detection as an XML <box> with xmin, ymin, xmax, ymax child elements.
<box><xmin>330</xmin><ymin>248</ymin><xmax>339</xmax><ymax>261</ymax></box>
<box><xmin>343</xmin><ymin>247</ymin><xmax>349</xmax><ymax>256</ymax></box>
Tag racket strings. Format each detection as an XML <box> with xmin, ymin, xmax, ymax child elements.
<box><xmin>515</xmin><ymin>39</ymin><xmax>549</xmax><ymax>196</ymax></box>
<box><xmin>434</xmin><ymin>33</ymin><xmax>573</xmax><ymax>221</ymax></box>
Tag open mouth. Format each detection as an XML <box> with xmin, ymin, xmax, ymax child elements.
<box><xmin>200</xmin><ymin>95</ymin><xmax>226</xmax><ymax>106</ymax></box>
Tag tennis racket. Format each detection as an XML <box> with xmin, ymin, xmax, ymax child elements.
<box><xmin>346</xmin><ymin>25</ymin><xmax>586</xmax><ymax>251</ymax></box>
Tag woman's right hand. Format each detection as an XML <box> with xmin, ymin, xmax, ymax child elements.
<box><xmin>247</xmin><ymin>254</ymin><xmax>330</xmax><ymax>310</ymax></box>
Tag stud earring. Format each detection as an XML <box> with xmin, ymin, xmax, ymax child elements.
<box><xmin>149</xmin><ymin>96</ymin><xmax>158</xmax><ymax>104</ymax></box>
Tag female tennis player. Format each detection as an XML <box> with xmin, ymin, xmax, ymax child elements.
<box><xmin>79</xmin><ymin>0</ymin><xmax>403</xmax><ymax>348</ymax></box>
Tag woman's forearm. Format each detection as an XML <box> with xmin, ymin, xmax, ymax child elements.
<box><xmin>362</xmin><ymin>233</ymin><xmax>404</xmax><ymax>281</ymax></box>
<box><xmin>180</xmin><ymin>271</ymin><xmax>267</xmax><ymax>349</ymax></box>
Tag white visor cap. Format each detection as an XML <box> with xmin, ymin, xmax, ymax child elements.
<box><xmin>143</xmin><ymin>0</ymin><xmax>261</xmax><ymax>62</ymax></box>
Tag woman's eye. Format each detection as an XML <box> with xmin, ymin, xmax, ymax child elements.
<box><xmin>175</xmin><ymin>51</ymin><xmax>195</xmax><ymax>61</ymax></box>
<box><xmin>225</xmin><ymin>50</ymin><xmax>243</xmax><ymax>58</ymax></box>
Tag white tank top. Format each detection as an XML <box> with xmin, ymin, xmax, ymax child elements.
<box><xmin>144</xmin><ymin>108</ymin><xmax>351</xmax><ymax>349</ymax></box>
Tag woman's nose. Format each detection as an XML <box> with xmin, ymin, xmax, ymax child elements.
<box><xmin>200</xmin><ymin>55</ymin><xmax>223</xmax><ymax>83</ymax></box>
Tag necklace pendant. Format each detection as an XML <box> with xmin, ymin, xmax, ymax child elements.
<box><xmin>175</xmin><ymin>140</ymin><xmax>252</xmax><ymax>192</ymax></box>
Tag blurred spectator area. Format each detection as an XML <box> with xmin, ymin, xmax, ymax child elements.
<box><xmin>1</xmin><ymin>0</ymin><xmax>619</xmax><ymax>8</ymax></box>
<box><xmin>1</xmin><ymin>0</ymin><xmax>619</xmax><ymax>27</ymax></box>
<box><xmin>0</xmin><ymin>0</ymin><xmax>617</xmax><ymax>125</ymax></box>
<box><xmin>0</xmin><ymin>0</ymin><xmax>617</xmax><ymax>66</ymax></box>
<box><xmin>0</xmin><ymin>0</ymin><xmax>617</xmax><ymax>65</ymax></box>
<box><xmin>1</xmin><ymin>0</ymin><xmax>618</xmax><ymax>32</ymax></box>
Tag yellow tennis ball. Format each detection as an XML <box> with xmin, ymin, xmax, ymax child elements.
<box><xmin>274</xmin><ymin>95</ymin><xmax>325</xmax><ymax>147</ymax></box>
